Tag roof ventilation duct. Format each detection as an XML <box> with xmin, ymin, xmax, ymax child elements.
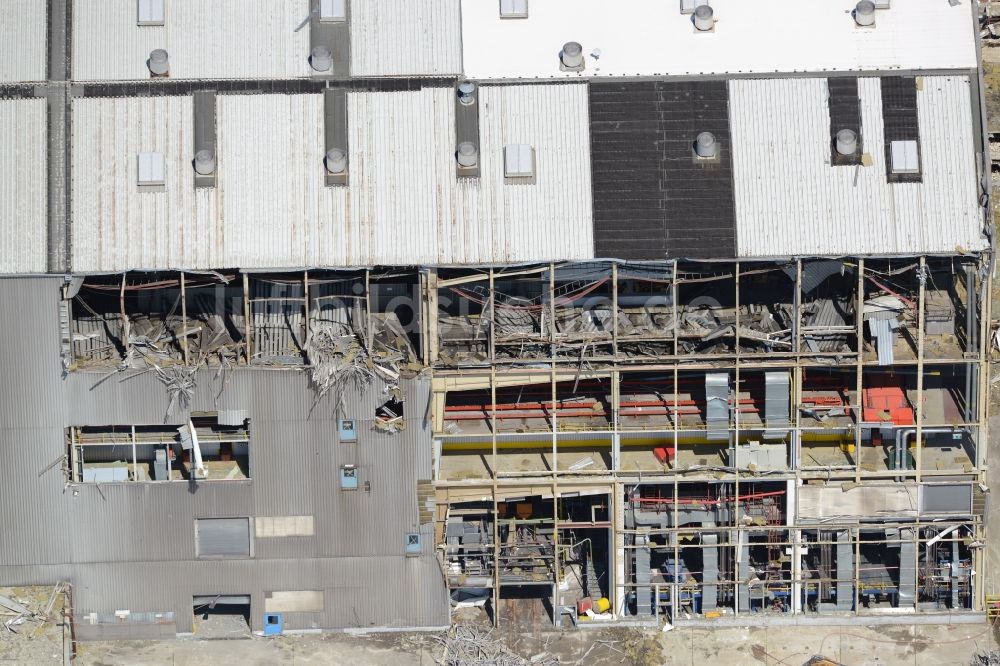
<box><xmin>835</xmin><ymin>129</ymin><xmax>858</xmax><ymax>156</ymax></box>
<box><xmin>310</xmin><ymin>46</ymin><xmax>333</xmax><ymax>72</ymax></box>
<box><xmin>147</xmin><ymin>49</ymin><xmax>169</xmax><ymax>76</ymax></box>
<box><xmin>194</xmin><ymin>149</ymin><xmax>216</xmax><ymax>176</ymax></box>
<box><xmin>457</xmin><ymin>81</ymin><xmax>477</xmax><ymax>106</ymax></box>
<box><xmin>193</xmin><ymin>91</ymin><xmax>217</xmax><ymax>188</ymax></box>
<box><xmin>693</xmin><ymin>4</ymin><xmax>714</xmax><ymax>31</ymax></box>
<box><xmin>324</xmin><ymin>89</ymin><xmax>348</xmax><ymax>186</ymax></box>
<box><xmin>456</xmin><ymin>142</ymin><xmax>479</xmax><ymax>168</ymax></box>
<box><xmin>455</xmin><ymin>81</ymin><xmax>481</xmax><ymax>178</ymax></box>
<box><xmin>559</xmin><ymin>42</ymin><xmax>584</xmax><ymax>71</ymax></box>
<box><xmin>694</xmin><ymin>132</ymin><xmax>718</xmax><ymax>158</ymax></box>
<box><xmin>325</xmin><ymin>148</ymin><xmax>348</xmax><ymax>175</ymax></box>
<box><xmin>854</xmin><ymin>1</ymin><xmax>876</xmax><ymax>26</ymax></box>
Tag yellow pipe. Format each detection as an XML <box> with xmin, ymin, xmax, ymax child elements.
<box><xmin>441</xmin><ymin>433</ymin><xmax>851</xmax><ymax>452</ymax></box>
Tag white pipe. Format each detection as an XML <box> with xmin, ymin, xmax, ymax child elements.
<box><xmin>189</xmin><ymin>419</ymin><xmax>206</xmax><ymax>479</ymax></box>
<box><xmin>926</xmin><ymin>524</ymin><xmax>960</xmax><ymax>548</ymax></box>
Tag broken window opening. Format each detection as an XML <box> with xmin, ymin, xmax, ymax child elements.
<box><xmin>549</xmin><ymin>263</ymin><xmax>615</xmax><ymax>362</ymax></box>
<box><xmin>67</xmin><ymin>414</ymin><xmax>250</xmax><ymax>483</ymax></box>
<box><xmin>302</xmin><ymin>270</ymin><xmax>420</xmax><ymax>402</ymax></box>
<box><xmin>737</xmin><ymin>263</ymin><xmax>795</xmax><ymax>355</ymax></box>
<box><xmin>66</xmin><ymin>272</ymin><xmax>242</xmax><ymax>370</ymax></box>
<box><xmin>615</xmin><ymin>262</ymin><xmax>675</xmax><ymax>359</ymax></box>
<box><xmin>250</xmin><ymin>275</ymin><xmax>307</xmax><ymax>365</ymax></box>
<box><xmin>799</xmin><ymin>260</ymin><xmax>857</xmax><ymax>355</ymax></box>
<box><xmin>375</xmin><ymin>396</ymin><xmax>405</xmax><ymax>433</ymax></box>
<box><xmin>675</xmin><ymin>261</ymin><xmax>737</xmax><ymax>356</ymax></box>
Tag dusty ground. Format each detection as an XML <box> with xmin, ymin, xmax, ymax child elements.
<box><xmin>69</xmin><ymin>619</ymin><xmax>998</xmax><ymax>666</ymax></box>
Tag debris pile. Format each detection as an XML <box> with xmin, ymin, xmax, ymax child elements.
<box><xmin>972</xmin><ymin>651</ymin><xmax>1000</xmax><ymax>666</ymax></box>
<box><xmin>0</xmin><ymin>583</ymin><xmax>67</xmax><ymax>640</ymax></box>
<box><xmin>305</xmin><ymin>310</ymin><xmax>418</xmax><ymax>423</ymax></box>
<box><xmin>435</xmin><ymin>624</ymin><xmax>558</xmax><ymax>666</ymax></box>
<box><xmin>303</xmin><ymin>325</ymin><xmax>375</xmax><ymax>404</ymax></box>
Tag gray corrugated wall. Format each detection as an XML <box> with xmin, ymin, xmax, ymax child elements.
<box><xmin>0</xmin><ymin>277</ymin><xmax>449</xmax><ymax>633</ymax></box>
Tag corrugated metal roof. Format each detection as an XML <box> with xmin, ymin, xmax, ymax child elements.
<box><xmin>71</xmin><ymin>95</ymin><xmax>210</xmax><ymax>270</ymax></box>
<box><xmin>0</xmin><ymin>100</ymin><xmax>48</xmax><ymax>273</ymax></box>
<box><xmin>350</xmin><ymin>0</ymin><xmax>461</xmax><ymax>77</ymax></box>
<box><xmin>71</xmin><ymin>0</ymin><xmax>313</xmax><ymax>81</ymax></box>
<box><xmin>70</xmin><ymin>85</ymin><xmax>594</xmax><ymax>271</ymax></box>
<box><xmin>0</xmin><ymin>0</ymin><xmax>47</xmax><ymax>83</ymax></box>
<box><xmin>730</xmin><ymin>76</ymin><xmax>986</xmax><ymax>257</ymax></box>
<box><xmin>461</xmin><ymin>0</ymin><xmax>977</xmax><ymax>80</ymax></box>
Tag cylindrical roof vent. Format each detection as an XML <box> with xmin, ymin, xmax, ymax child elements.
<box><xmin>695</xmin><ymin>132</ymin><xmax>718</xmax><ymax>158</ymax></box>
<box><xmin>457</xmin><ymin>81</ymin><xmax>477</xmax><ymax>106</ymax></box>
<box><xmin>456</xmin><ymin>142</ymin><xmax>479</xmax><ymax>168</ymax></box>
<box><xmin>854</xmin><ymin>1</ymin><xmax>875</xmax><ymax>26</ymax></box>
<box><xmin>148</xmin><ymin>49</ymin><xmax>169</xmax><ymax>76</ymax></box>
<box><xmin>325</xmin><ymin>148</ymin><xmax>347</xmax><ymax>174</ymax></box>
<box><xmin>693</xmin><ymin>5</ymin><xmax>714</xmax><ymax>31</ymax></box>
<box><xmin>310</xmin><ymin>46</ymin><xmax>333</xmax><ymax>72</ymax></box>
<box><xmin>835</xmin><ymin>129</ymin><xmax>858</xmax><ymax>156</ymax></box>
<box><xmin>194</xmin><ymin>149</ymin><xmax>216</xmax><ymax>175</ymax></box>
<box><xmin>560</xmin><ymin>42</ymin><xmax>583</xmax><ymax>69</ymax></box>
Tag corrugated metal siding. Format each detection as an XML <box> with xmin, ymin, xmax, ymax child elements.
<box><xmin>0</xmin><ymin>100</ymin><xmax>48</xmax><ymax>273</ymax></box>
<box><xmin>71</xmin><ymin>86</ymin><xmax>594</xmax><ymax>270</ymax></box>
<box><xmin>0</xmin><ymin>279</ymin><xmax>71</xmax><ymax>566</ymax></box>
<box><xmin>350</xmin><ymin>0</ymin><xmax>461</xmax><ymax>77</ymax></box>
<box><xmin>71</xmin><ymin>0</ymin><xmax>313</xmax><ymax>81</ymax></box>
<box><xmin>0</xmin><ymin>277</ymin><xmax>448</xmax><ymax>629</ymax></box>
<box><xmin>730</xmin><ymin>76</ymin><xmax>986</xmax><ymax>257</ymax></box>
<box><xmin>0</xmin><ymin>0</ymin><xmax>47</xmax><ymax>82</ymax></box>
<box><xmin>66</xmin><ymin>556</ymin><xmax>447</xmax><ymax>631</ymax></box>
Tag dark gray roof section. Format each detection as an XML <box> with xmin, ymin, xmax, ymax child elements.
<box><xmin>828</xmin><ymin>77</ymin><xmax>863</xmax><ymax>166</ymax></box>
<box><xmin>589</xmin><ymin>80</ymin><xmax>737</xmax><ymax>260</ymax></box>
<box><xmin>881</xmin><ymin>75</ymin><xmax>922</xmax><ymax>183</ymax></box>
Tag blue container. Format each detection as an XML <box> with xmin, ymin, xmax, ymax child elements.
<box><xmin>263</xmin><ymin>612</ymin><xmax>283</xmax><ymax>636</ymax></box>
<box><xmin>339</xmin><ymin>419</ymin><xmax>357</xmax><ymax>443</ymax></box>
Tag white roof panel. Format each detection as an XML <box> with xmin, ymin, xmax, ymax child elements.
<box><xmin>461</xmin><ymin>0</ymin><xmax>977</xmax><ymax>80</ymax></box>
<box><xmin>0</xmin><ymin>100</ymin><xmax>48</xmax><ymax>273</ymax></box>
<box><xmin>730</xmin><ymin>75</ymin><xmax>986</xmax><ymax>257</ymax></box>
<box><xmin>319</xmin><ymin>0</ymin><xmax>347</xmax><ymax>23</ymax></box>
<box><xmin>889</xmin><ymin>139</ymin><xmax>919</xmax><ymax>175</ymax></box>
<box><xmin>350</xmin><ymin>0</ymin><xmax>461</xmax><ymax>77</ymax></box>
<box><xmin>71</xmin><ymin>96</ymin><xmax>223</xmax><ymax>270</ymax></box>
<box><xmin>137</xmin><ymin>151</ymin><xmax>166</xmax><ymax>186</ymax></box>
<box><xmin>0</xmin><ymin>0</ymin><xmax>47</xmax><ymax>83</ymax></box>
<box><xmin>137</xmin><ymin>0</ymin><xmax>165</xmax><ymax>26</ymax></box>
<box><xmin>70</xmin><ymin>86</ymin><xmax>593</xmax><ymax>271</ymax></box>
<box><xmin>72</xmin><ymin>0</ymin><xmax>314</xmax><ymax>81</ymax></box>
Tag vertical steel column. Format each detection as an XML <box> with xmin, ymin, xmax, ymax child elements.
<box><xmin>427</xmin><ymin>269</ymin><xmax>439</xmax><ymax>365</ymax></box>
<box><xmin>613</xmin><ymin>482</ymin><xmax>626</xmax><ymax>617</ymax></box>
<box><xmin>119</xmin><ymin>274</ymin><xmax>130</xmax><ymax>359</ymax></box>
<box><xmin>611</xmin><ymin>263</ymin><xmax>619</xmax><ymax>358</ymax></box>
<box><xmin>303</xmin><ymin>270</ymin><xmax>311</xmax><ymax>345</ymax></box>
<box><xmin>180</xmin><ymin>272</ymin><xmax>189</xmax><ymax>365</ymax></box>
<box><xmin>915</xmin><ymin>257</ymin><xmax>926</xmax><ymax>482</ymax></box>
<box><xmin>242</xmin><ymin>273</ymin><xmax>252</xmax><ymax>364</ymax></box>
<box><xmin>854</xmin><ymin>259</ymin><xmax>865</xmax><ymax>484</ymax></box>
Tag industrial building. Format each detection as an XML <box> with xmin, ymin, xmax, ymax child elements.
<box><xmin>0</xmin><ymin>0</ymin><xmax>992</xmax><ymax>637</ymax></box>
